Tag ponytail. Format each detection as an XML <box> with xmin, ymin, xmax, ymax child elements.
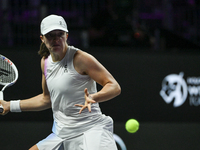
<box><xmin>38</xmin><ymin>42</ymin><xmax>50</xmax><ymax>58</ymax></box>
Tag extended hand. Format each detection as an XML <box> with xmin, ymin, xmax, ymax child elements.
<box><xmin>74</xmin><ymin>88</ymin><xmax>96</xmax><ymax>114</ymax></box>
<box><xmin>0</xmin><ymin>100</ymin><xmax>9</xmax><ymax>115</ymax></box>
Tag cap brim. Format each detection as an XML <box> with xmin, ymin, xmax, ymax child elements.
<box><xmin>41</xmin><ymin>25</ymin><xmax>68</xmax><ymax>35</ymax></box>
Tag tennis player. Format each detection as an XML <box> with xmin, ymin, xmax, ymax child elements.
<box><xmin>0</xmin><ymin>14</ymin><xmax>121</xmax><ymax>150</ymax></box>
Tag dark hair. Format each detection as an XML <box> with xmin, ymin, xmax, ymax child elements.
<box><xmin>38</xmin><ymin>42</ymin><xmax>50</xmax><ymax>58</ymax></box>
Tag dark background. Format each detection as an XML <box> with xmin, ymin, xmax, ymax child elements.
<box><xmin>1</xmin><ymin>50</ymin><xmax>200</xmax><ymax>123</ymax></box>
<box><xmin>1</xmin><ymin>0</ymin><xmax>200</xmax><ymax>149</ymax></box>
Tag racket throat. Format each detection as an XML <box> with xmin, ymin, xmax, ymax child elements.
<box><xmin>0</xmin><ymin>91</ymin><xmax>3</xmax><ymax>100</ymax></box>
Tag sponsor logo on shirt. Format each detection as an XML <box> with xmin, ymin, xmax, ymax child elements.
<box><xmin>64</xmin><ymin>65</ymin><xmax>68</xmax><ymax>73</ymax></box>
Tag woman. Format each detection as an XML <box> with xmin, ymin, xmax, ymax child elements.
<box><xmin>0</xmin><ymin>14</ymin><xmax>121</xmax><ymax>150</ymax></box>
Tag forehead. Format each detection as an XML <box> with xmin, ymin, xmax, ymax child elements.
<box><xmin>46</xmin><ymin>30</ymin><xmax>65</xmax><ymax>35</ymax></box>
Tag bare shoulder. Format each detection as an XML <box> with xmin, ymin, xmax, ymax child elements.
<box><xmin>74</xmin><ymin>50</ymin><xmax>94</xmax><ymax>61</ymax></box>
<box><xmin>74</xmin><ymin>50</ymin><xmax>101</xmax><ymax>75</ymax></box>
<box><xmin>74</xmin><ymin>50</ymin><xmax>98</xmax><ymax>65</ymax></box>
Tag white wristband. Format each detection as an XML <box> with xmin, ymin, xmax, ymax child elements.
<box><xmin>10</xmin><ymin>100</ymin><xmax>21</xmax><ymax>112</ymax></box>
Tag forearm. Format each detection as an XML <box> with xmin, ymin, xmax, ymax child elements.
<box><xmin>16</xmin><ymin>94</ymin><xmax>51</xmax><ymax>111</ymax></box>
<box><xmin>91</xmin><ymin>82</ymin><xmax>121</xmax><ymax>103</ymax></box>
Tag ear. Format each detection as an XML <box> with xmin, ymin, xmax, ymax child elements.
<box><xmin>66</xmin><ymin>33</ymin><xmax>69</xmax><ymax>40</ymax></box>
<box><xmin>40</xmin><ymin>35</ymin><xmax>44</xmax><ymax>43</ymax></box>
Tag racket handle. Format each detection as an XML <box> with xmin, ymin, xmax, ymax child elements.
<box><xmin>0</xmin><ymin>105</ymin><xmax>3</xmax><ymax>113</ymax></box>
<box><xmin>0</xmin><ymin>91</ymin><xmax>4</xmax><ymax>113</ymax></box>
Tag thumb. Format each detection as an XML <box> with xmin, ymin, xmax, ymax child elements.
<box><xmin>84</xmin><ymin>88</ymin><xmax>89</xmax><ymax>96</ymax></box>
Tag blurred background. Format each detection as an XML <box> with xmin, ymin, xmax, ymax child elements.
<box><xmin>1</xmin><ymin>0</ymin><xmax>200</xmax><ymax>149</ymax></box>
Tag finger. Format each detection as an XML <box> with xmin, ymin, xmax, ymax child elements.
<box><xmin>87</xmin><ymin>103</ymin><xmax>91</xmax><ymax>112</ymax></box>
<box><xmin>88</xmin><ymin>99</ymin><xmax>96</xmax><ymax>103</ymax></box>
<box><xmin>84</xmin><ymin>88</ymin><xmax>89</xmax><ymax>97</ymax></box>
<box><xmin>74</xmin><ymin>104</ymin><xmax>84</xmax><ymax>107</ymax></box>
<box><xmin>79</xmin><ymin>106</ymin><xmax>87</xmax><ymax>114</ymax></box>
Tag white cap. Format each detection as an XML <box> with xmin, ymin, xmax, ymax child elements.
<box><xmin>40</xmin><ymin>15</ymin><xmax>68</xmax><ymax>35</ymax></box>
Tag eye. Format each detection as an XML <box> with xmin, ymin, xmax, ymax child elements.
<box><xmin>45</xmin><ymin>33</ymin><xmax>52</xmax><ymax>39</ymax></box>
<box><xmin>58</xmin><ymin>32</ymin><xmax>64</xmax><ymax>37</ymax></box>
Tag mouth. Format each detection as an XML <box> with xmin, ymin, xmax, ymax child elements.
<box><xmin>52</xmin><ymin>44</ymin><xmax>60</xmax><ymax>47</ymax></box>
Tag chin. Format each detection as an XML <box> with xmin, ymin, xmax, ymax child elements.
<box><xmin>52</xmin><ymin>47</ymin><xmax>62</xmax><ymax>52</ymax></box>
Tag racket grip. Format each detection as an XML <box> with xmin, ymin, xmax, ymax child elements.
<box><xmin>0</xmin><ymin>105</ymin><xmax>3</xmax><ymax>113</ymax></box>
<box><xmin>0</xmin><ymin>91</ymin><xmax>4</xmax><ymax>113</ymax></box>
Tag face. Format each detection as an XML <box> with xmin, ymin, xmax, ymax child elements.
<box><xmin>40</xmin><ymin>30</ymin><xmax>68</xmax><ymax>55</ymax></box>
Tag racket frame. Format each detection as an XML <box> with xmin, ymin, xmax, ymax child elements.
<box><xmin>0</xmin><ymin>54</ymin><xmax>19</xmax><ymax>113</ymax></box>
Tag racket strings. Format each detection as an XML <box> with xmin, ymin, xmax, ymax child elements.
<box><xmin>0</xmin><ymin>58</ymin><xmax>15</xmax><ymax>83</ymax></box>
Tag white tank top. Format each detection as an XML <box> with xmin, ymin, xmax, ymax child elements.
<box><xmin>44</xmin><ymin>46</ymin><xmax>112</xmax><ymax>139</ymax></box>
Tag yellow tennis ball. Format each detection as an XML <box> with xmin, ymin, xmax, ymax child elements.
<box><xmin>125</xmin><ymin>119</ymin><xmax>139</xmax><ymax>133</ymax></box>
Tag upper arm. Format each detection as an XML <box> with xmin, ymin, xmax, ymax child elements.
<box><xmin>74</xmin><ymin>51</ymin><xmax>118</xmax><ymax>87</ymax></box>
<box><xmin>41</xmin><ymin>58</ymin><xmax>50</xmax><ymax>100</ymax></box>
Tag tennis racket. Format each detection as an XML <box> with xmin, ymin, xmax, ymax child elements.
<box><xmin>0</xmin><ymin>54</ymin><xmax>18</xmax><ymax>113</ymax></box>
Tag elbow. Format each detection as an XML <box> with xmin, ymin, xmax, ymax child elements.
<box><xmin>116</xmin><ymin>84</ymin><xmax>121</xmax><ymax>96</ymax></box>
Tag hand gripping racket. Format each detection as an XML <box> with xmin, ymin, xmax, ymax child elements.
<box><xmin>0</xmin><ymin>54</ymin><xmax>18</xmax><ymax>113</ymax></box>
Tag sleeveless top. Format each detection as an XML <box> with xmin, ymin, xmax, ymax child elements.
<box><xmin>44</xmin><ymin>46</ymin><xmax>112</xmax><ymax>139</ymax></box>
